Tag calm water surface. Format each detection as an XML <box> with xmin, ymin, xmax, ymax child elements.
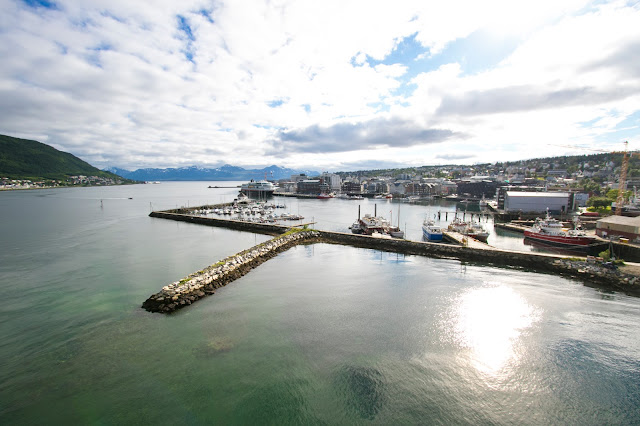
<box><xmin>1</xmin><ymin>182</ymin><xmax>639</xmax><ymax>424</ymax></box>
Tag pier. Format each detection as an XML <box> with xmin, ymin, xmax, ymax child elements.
<box><xmin>442</xmin><ymin>230</ymin><xmax>492</xmax><ymax>249</ymax></box>
<box><xmin>143</xmin><ymin>206</ymin><xmax>640</xmax><ymax>313</ymax></box>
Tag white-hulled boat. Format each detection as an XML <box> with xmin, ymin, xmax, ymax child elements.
<box><xmin>524</xmin><ymin>209</ymin><xmax>596</xmax><ymax>247</ymax></box>
<box><xmin>447</xmin><ymin>218</ymin><xmax>489</xmax><ymax>242</ymax></box>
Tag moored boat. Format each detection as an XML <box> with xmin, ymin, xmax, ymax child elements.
<box><xmin>524</xmin><ymin>209</ymin><xmax>596</xmax><ymax>247</ymax></box>
<box><xmin>447</xmin><ymin>218</ymin><xmax>489</xmax><ymax>242</ymax></box>
<box><xmin>422</xmin><ymin>219</ymin><xmax>443</xmax><ymax>241</ymax></box>
<box><xmin>240</xmin><ymin>180</ymin><xmax>276</xmax><ymax>197</ymax></box>
<box><xmin>387</xmin><ymin>226</ymin><xmax>404</xmax><ymax>239</ymax></box>
<box><xmin>317</xmin><ymin>193</ymin><xmax>334</xmax><ymax>199</ymax></box>
<box><xmin>349</xmin><ymin>220</ymin><xmax>363</xmax><ymax>234</ymax></box>
<box><xmin>353</xmin><ymin>214</ymin><xmax>404</xmax><ymax>238</ymax></box>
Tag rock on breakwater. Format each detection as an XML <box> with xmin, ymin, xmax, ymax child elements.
<box><xmin>142</xmin><ymin>230</ymin><xmax>320</xmax><ymax>313</ymax></box>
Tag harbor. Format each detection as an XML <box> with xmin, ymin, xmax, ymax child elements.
<box><xmin>4</xmin><ymin>182</ymin><xmax>640</xmax><ymax>425</ymax></box>
<box><xmin>144</xmin><ymin>202</ymin><xmax>640</xmax><ymax>313</ymax></box>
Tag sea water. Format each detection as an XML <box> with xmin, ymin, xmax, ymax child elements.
<box><xmin>0</xmin><ymin>183</ymin><xmax>638</xmax><ymax>424</ymax></box>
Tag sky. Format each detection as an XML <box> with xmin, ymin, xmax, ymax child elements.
<box><xmin>1</xmin><ymin>0</ymin><xmax>639</xmax><ymax>172</ymax></box>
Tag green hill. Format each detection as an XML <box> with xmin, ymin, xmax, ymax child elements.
<box><xmin>0</xmin><ymin>134</ymin><xmax>121</xmax><ymax>181</ymax></box>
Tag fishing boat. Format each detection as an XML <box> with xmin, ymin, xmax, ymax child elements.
<box><xmin>447</xmin><ymin>218</ymin><xmax>489</xmax><ymax>242</ymax></box>
<box><xmin>317</xmin><ymin>193</ymin><xmax>334</xmax><ymax>199</ymax></box>
<box><xmin>354</xmin><ymin>214</ymin><xmax>404</xmax><ymax>238</ymax></box>
<box><xmin>422</xmin><ymin>219</ymin><xmax>443</xmax><ymax>241</ymax></box>
<box><xmin>524</xmin><ymin>209</ymin><xmax>596</xmax><ymax>247</ymax></box>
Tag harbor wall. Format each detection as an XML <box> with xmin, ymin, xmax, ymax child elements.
<box><xmin>142</xmin><ymin>229</ymin><xmax>320</xmax><ymax>313</ymax></box>
<box><xmin>312</xmin><ymin>230</ymin><xmax>639</xmax><ymax>295</ymax></box>
<box><xmin>145</xmin><ymin>210</ymin><xmax>640</xmax><ymax>310</ymax></box>
<box><xmin>150</xmin><ymin>210</ymin><xmax>289</xmax><ymax>236</ymax></box>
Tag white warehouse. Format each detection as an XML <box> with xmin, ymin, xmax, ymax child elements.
<box><xmin>504</xmin><ymin>191</ymin><xmax>572</xmax><ymax>214</ymax></box>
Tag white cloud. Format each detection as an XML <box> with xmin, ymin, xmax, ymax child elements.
<box><xmin>0</xmin><ymin>0</ymin><xmax>638</xmax><ymax>171</ymax></box>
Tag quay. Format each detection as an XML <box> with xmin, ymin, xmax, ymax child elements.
<box><xmin>442</xmin><ymin>230</ymin><xmax>492</xmax><ymax>249</ymax></box>
<box><xmin>494</xmin><ymin>222</ymin><xmax>528</xmax><ymax>233</ymax></box>
<box><xmin>143</xmin><ymin>206</ymin><xmax>640</xmax><ymax>313</ymax></box>
<box><xmin>273</xmin><ymin>192</ymin><xmax>319</xmax><ymax>198</ymax></box>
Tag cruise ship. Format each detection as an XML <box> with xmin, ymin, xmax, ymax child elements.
<box><xmin>240</xmin><ymin>180</ymin><xmax>276</xmax><ymax>197</ymax></box>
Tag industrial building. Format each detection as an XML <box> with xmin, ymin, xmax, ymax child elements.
<box><xmin>296</xmin><ymin>179</ymin><xmax>329</xmax><ymax>195</ymax></box>
<box><xmin>456</xmin><ymin>180</ymin><xmax>500</xmax><ymax>199</ymax></box>
<box><xmin>503</xmin><ymin>191</ymin><xmax>572</xmax><ymax>214</ymax></box>
<box><xmin>596</xmin><ymin>216</ymin><xmax>640</xmax><ymax>242</ymax></box>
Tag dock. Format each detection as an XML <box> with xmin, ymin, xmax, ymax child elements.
<box><xmin>442</xmin><ymin>231</ymin><xmax>492</xmax><ymax>249</ymax></box>
<box><xmin>494</xmin><ymin>223</ymin><xmax>528</xmax><ymax>233</ymax></box>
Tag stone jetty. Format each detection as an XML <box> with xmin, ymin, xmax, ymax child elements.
<box><xmin>142</xmin><ymin>229</ymin><xmax>320</xmax><ymax>313</ymax></box>
<box><xmin>144</xmin><ymin>208</ymin><xmax>640</xmax><ymax>313</ymax></box>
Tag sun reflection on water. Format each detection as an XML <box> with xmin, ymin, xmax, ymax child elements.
<box><xmin>450</xmin><ymin>285</ymin><xmax>540</xmax><ymax>375</ymax></box>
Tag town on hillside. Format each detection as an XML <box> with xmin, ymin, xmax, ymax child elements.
<box><xmin>0</xmin><ymin>175</ymin><xmax>128</xmax><ymax>190</ymax></box>
<box><xmin>279</xmin><ymin>154</ymin><xmax>637</xmax><ymax>210</ymax></box>
<box><xmin>268</xmin><ymin>153</ymin><xmax>640</xmax><ymax>244</ymax></box>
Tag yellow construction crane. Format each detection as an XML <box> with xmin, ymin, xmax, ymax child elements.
<box><xmin>548</xmin><ymin>141</ymin><xmax>633</xmax><ymax>215</ymax></box>
<box><xmin>614</xmin><ymin>141</ymin><xmax>631</xmax><ymax>215</ymax></box>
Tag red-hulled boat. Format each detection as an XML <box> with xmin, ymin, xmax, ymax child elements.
<box><xmin>524</xmin><ymin>210</ymin><xmax>596</xmax><ymax>247</ymax></box>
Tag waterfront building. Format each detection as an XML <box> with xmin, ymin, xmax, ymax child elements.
<box><xmin>389</xmin><ymin>181</ymin><xmax>409</xmax><ymax>196</ymax></box>
<box><xmin>456</xmin><ymin>180</ymin><xmax>501</xmax><ymax>199</ymax></box>
<box><xmin>297</xmin><ymin>179</ymin><xmax>329</xmax><ymax>194</ymax></box>
<box><xmin>341</xmin><ymin>180</ymin><xmax>362</xmax><ymax>195</ymax></box>
<box><xmin>406</xmin><ymin>182</ymin><xmax>436</xmax><ymax>198</ymax></box>
<box><xmin>596</xmin><ymin>216</ymin><xmax>640</xmax><ymax>242</ymax></box>
<box><xmin>504</xmin><ymin>191</ymin><xmax>573</xmax><ymax>214</ymax></box>
<box><xmin>440</xmin><ymin>180</ymin><xmax>458</xmax><ymax>195</ymax></box>
<box><xmin>497</xmin><ymin>185</ymin><xmax>546</xmax><ymax>209</ymax></box>
<box><xmin>363</xmin><ymin>180</ymin><xmax>389</xmax><ymax>195</ymax></box>
<box><xmin>319</xmin><ymin>172</ymin><xmax>342</xmax><ymax>191</ymax></box>
<box><xmin>275</xmin><ymin>181</ymin><xmax>297</xmax><ymax>193</ymax></box>
<box><xmin>572</xmin><ymin>192</ymin><xmax>590</xmax><ymax>208</ymax></box>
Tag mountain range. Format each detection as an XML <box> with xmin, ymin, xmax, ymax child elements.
<box><xmin>105</xmin><ymin>165</ymin><xmax>320</xmax><ymax>181</ymax></box>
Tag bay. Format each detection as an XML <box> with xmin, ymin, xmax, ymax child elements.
<box><xmin>0</xmin><ymin>182</ymin><xmax>638</xmax><ymax>424</ymax></box>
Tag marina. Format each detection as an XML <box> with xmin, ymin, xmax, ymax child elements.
<box><xmin>148</xmin><ymin>200</ymin><xmax>639</xmax><ymax>306</ymax></box>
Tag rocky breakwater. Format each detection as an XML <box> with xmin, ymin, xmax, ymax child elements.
<box><xmin>551</xmin><ymin>258</ymin><xmax>640</xmax><ymax>295</ymax></box>
<box><xmin>142</xmin><ymin>229</ymin><xmax>320</xmax><ymax>313</ymax></box>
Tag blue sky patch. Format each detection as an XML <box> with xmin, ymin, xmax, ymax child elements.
<box><xmin>357</xmin><ymin>30</ymin><xmax>521</xmax><ymax>100</ymax></box>
<box><xmin>21</xmin><ymin>0</ymin><xmax>58</xmax><ymax>9</ymax></box>
<box><xmin>198</xmin><ymin>9</ymin><xmax>215</xmax><ymax>24</ymax></box>
<box><xmin>267</xmin><ymin>99</ymin><xmax>284</xmax><ymax>108</ymax></box>
<box><xmin>177</xmin><ymin>15</ymin><xmax>195</xmax><ymax>41</ymax></box>
<box><xmin>177</xmin><ymin>15</ymin><xmax>195</xmax><ymax>63</ymax></box>
<box><xmin>593</xmin><ymin>110</ymin><xmax>640</xmax><ymax>147</ymax></box>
